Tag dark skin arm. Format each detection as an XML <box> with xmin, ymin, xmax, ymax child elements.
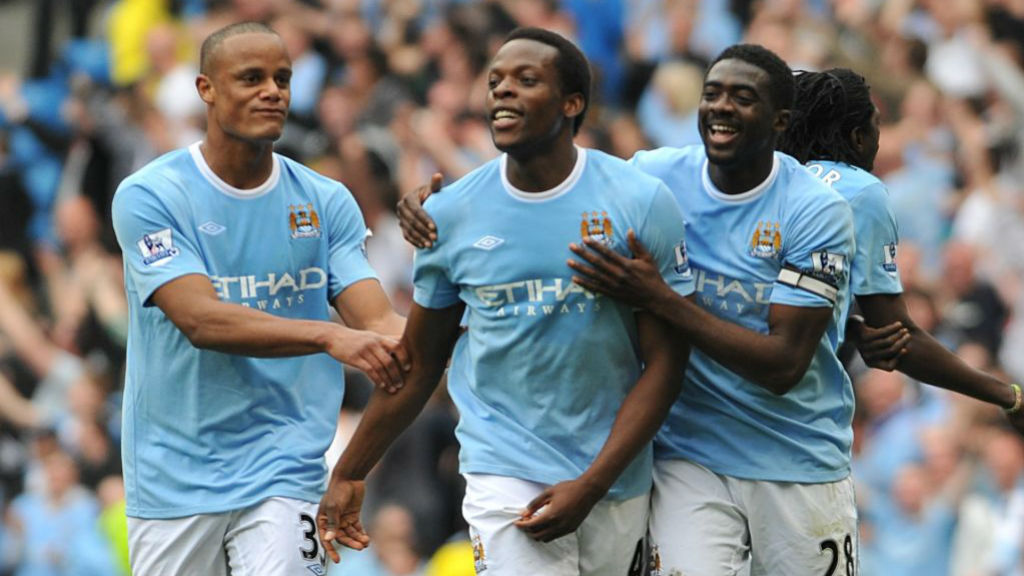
<box><xmin>396</xmin><ymin>173</ymin><xmax>443</xmax><ymax>248</ymax></box>
<box><xmin>569</xmin><ymin>231</ymin><xmax>829</xmax><ymax>395</ymax></box>
<box><xmin>515</xmin><ymin>312</ymin><xmax>688</xmax><ymax>542</ymax></box>
<box><xmin>151</xmin><ymin>274</ymin><xmax>409</xmax><ymax>391</ymax></box>
<box><xmin>847</xmin><ymin>314</ymin><xmax>910</xmax><ymax>371</ymax></box>
<box><xmin>405</xmin><ymin>186</ymin><xmax>834</xmax><ymax>396</ymax></box>
<box><xmin>317</xmin><ymin>302</ymin><xmax>465</xmax><ymax>562</ymax></box>
<box><xmin>856</xmin><ymin>293</ymin><xmax>1024</xmax><ymax>431</ymax></box>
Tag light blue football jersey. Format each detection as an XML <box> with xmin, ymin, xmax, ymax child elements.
<box><xmin>805</xmin><ymin>160</ymin><xmax>902</xmax><ymax>301</ymax></box>
<box><xmin>631</xmin><ymin>146</ymin><xmax>856</xmax><ymax>483</ymax></box>
<box><xmin>112</xmin><ymin>142</ymin><xmax>376</xmax><ymax>519</ymax></box>
<box><xmin>414</xmin><ymin>148</ymin><xmax>695</xmax><ymax>500</ymax></box>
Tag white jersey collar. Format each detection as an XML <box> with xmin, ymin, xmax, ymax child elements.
<box><xmin>189</xmin><ymin>141</ymin><xmax>280</xmax><ymax>199</ymax></box>
<box><xmin>501</xmin><ymin>146</ymin><xmax>587</xmax><ymax>203</ymax></box>
<box><xmin>702</xmin><ymin>153</ymin><xmax>779</xmax><ymax>204</ymax></box>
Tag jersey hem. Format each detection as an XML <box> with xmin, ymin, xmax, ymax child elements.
<box><xmin>460</xmin><ymin>463</ymin><xmax>650</xmax><ymax>501</ymax></box>
<box><xmin>652</xmin><ymin>453</ymin><xmax>850</xmax><ymax>484</ymax></box>
<box><xmin>125</xmin><ymin>489</ymin><xmax>320</xmax><ymax>519</ymax></box>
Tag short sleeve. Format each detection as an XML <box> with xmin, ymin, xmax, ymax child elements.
<box><xmin>323</xmin><ymin>187</ymin><xmax>378</xmax><ymax>299</ymax></box>
<box><xmin>771</xmin><ymin>194</ymin><xmax>855</xmax><ymax>308</ymax></box>
<box><xmin>412</xmin><ymin>243</ymin><xmax>460</xmax><ymax>309</ymax></box>
<box><xmin>848</xmin><ymin>182</ymin><xmax>903</xmax><ymax>296</ymax></box>
<box><xmin>412</xmin><ymin>199</ymin><xmax>460</xmax><ymax>309</ymax></box>
<box><xmin>111</xmin><ymin>183</ymin><xmax>208</xmax><ymax>306</ymax></box>
<box><xmin>628</xmin><ymin>148</ymin><xmax>671</xmax><ymax>182</ymax></box>
<box><xmin>639</xmin><ymin>184</ymin><xmax>696</xmax><ymax>297</ymax></box>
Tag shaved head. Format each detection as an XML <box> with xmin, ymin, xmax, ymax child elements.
<box><xmin>200</xmin><ymin>21</ymin><xmax>279</xmax><ymax>75</ymax></box>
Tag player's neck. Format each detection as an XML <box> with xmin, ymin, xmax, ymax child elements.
<box><xmin>199</xmin><ymin>136</ymin><xmax>275</xmax><ymax>190</ymax></box>
<box><xmin>708</xmin><ymin>151</ymin><xmax>775</xmax><ymax>195</ymax></box>
<box><xmin>505</xmin><ymin>143</ymin><xmax>578</xmax><ymax>193</ymax></box>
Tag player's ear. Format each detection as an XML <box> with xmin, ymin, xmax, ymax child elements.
<box><xmin>563</xmin><ymin>92</ymin><xmax>585</xmax><ymax>124</ymax></box>
<box><xmin>850</xmin><ymin>125</ymin><xmax>865</xmax><ymax>151</ymax></box>
<box><xmin>773</xmin><ymin>109</ymin><xmax>791</xmax><ymax>134</ymax></box>
<box><xmin>196</xmin><ymin>74</ymin><xmax>215</xmax><ymax>105</ymax></box>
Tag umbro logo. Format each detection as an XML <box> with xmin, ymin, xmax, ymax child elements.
<box><xmin>473</xmin><ymin>235</ymin><xmax>504</xmax><ymax>250</ymax></box>
<box><xmin>198</xmin><ymin>221</ymin><xmax>226</xmax><ymax>235</ymax></box>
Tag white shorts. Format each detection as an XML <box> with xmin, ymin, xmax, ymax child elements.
<box><xmin>463</xmin><ymin>473</ymin><xmax>648</xmax><ymax>576</ymax></box>
<box><xmin>127</xmin><ymin>497</ymin><xmax>327</xmax><ymax>576</ymax></box>
<box><xmin>649</xmin><ymin>459</ymin><xmax>858</xmax><ymax>576</ymax></box>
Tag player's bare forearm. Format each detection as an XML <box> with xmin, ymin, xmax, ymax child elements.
<box><xmin>153</xmin><ymin>274</ymin><xmax>345</xmax><ymax>356</ymax></box>
<box><xmin>581</xmin><ymin>312</ymin><xmax>688</xmax><ymax>491</ymax></box>
<box><xmin>328</xmin><ymin>371</ymin><xmax>442</xmax><ymax>481</ymax></box>
<box><xmin>154</xmin><ymin>274</ymin><xmax>410</xmax><ymax>390</ymax></box>
<box><xmin>332</xmin><ymin>278</ymin><xmax>406</xmax><ymax>338</ymax></box>
<box><xmin>359</xmin><ymin>311</ymin><xmax>406</xmax><ymax>340</ymax></box>
<box><xmin>567</xmin><ymin>233</ymin><xmax>827</xmax><ymax>394</ymax></box>
<box><xmin>516</xmin><ymin>313</ymin><xmax>687</xmax><ymax>542</ymax></box>
<box><xmin>318</xmin><ymin>335</ymin><xmax>449</xmax><ymax>559</ymax></box>
<box><xmin>858</xmin><ymin>293</ymin><xmax>1016</xmax><ymax>408</ymax></box>
<box><xmin>329</xmin><ymin>302</ymin><xmax>464</xmax><ymax>480</ymax></box>
<box><xmin>649</xmin><ymin>294</ymin><xmax>830</xmax><ymax>395</ymax></box>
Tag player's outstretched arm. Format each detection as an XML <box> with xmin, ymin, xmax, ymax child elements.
<box><xmin>151</xmin><ymin>274</ymin><xmax>408</xmax><ymax>390</ymax></box>
<box><xmin>396</xmin><ymin>173</ymin><xmax>442</xmax><ymax>248</ymax></box>
<box><xmin>857</xmin><ymin>293</ymin><xmax>1023</xmax><ymax>430</ymax></box>
<box><xmin>318</xmin><ymin>301</ymin><xmax>464</xmax><ymax>562</ymax></box>
<box><xmin>515</xmin><ymin>312</ymin><xmax>689</xmax><ymax>542</ymax></box>
<box><xmin>570</xmin><ymin>231</ymin><xmax>829</xmax><ymax>395</ymax></box>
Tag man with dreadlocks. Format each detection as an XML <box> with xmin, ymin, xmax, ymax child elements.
<box><xmin>778</xmin><ymin>68</ymin><xmax>1024</xmax><ymax>431</ymax></box>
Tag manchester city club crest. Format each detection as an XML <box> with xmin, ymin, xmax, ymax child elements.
<box><xmin>289</xmin><ymin>203</ymin><xmax>322</xmax><ymax>239</ymax></box>
<box><xmin>581</xmin><ymin>211</ymin><xmax>614</xmax><ymax>245</ymax></box>
<box><xmin>648</xmin><ymin>543</ymin><xmax>663</xmax><ymax>576</ymax></box>
<box><xmin>472</xmin><ymin>533</ymin><xmax>487</xmax><ymax>573</ymax></box>
<box><xmin>749</xmin><ymin>220</ymin><xmax>781</xmax><ymax>259</ymax></box>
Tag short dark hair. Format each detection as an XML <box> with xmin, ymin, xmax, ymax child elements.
<box><xmin>777</xmin><ymin>68</ymin><xmax>875</xmax><ymax>167</ymax></box>
<box><xmin>709</xmin><ymin>44</ymin><xmax>794</xmax><ymax>111</ymax></box>
<box><xmin>200</xmin><ymin>21</ymin><xmax>279</xmax><ymax>75</ymax></box>
<box><xmin>502</xmin><ymin>27</ymin><xmax>592</xmax><ymax>134</ymax></box>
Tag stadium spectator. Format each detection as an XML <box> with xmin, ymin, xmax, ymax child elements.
<box><xmin>3</xmin><ymin>448</ymin><xmax>116</xmax><ymax>576</ymax></box>
<box><xmin>951</xmin><ymin>427</ymin><xmax>1024</xmax><ymax>575</ymax></box>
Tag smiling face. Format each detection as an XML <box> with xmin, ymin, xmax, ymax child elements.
<box><xmin>197</xmin><ymin>31</ymin><xmax>292</xmax><ymax>144</ymax></box>
<box><xmin>485</xmin><ymin>38</ymin><xmax>582</xmax><ymax>156</ymax></box>
<box><xmin>699</xmin><ymin>58</ymin><xmax>787</xmax><ymax>168</ymax></box>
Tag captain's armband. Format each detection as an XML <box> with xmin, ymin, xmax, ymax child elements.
<box><xmin>777</xmin><ymin>266</ymin><xmax>838</xmax><ymax>305</ymax></box>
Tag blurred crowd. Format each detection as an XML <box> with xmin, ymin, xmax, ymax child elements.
<box><xmin>0</xmin><ymin>0</ymin><xmax>1023</xmax><ymax>574</ymax></box>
